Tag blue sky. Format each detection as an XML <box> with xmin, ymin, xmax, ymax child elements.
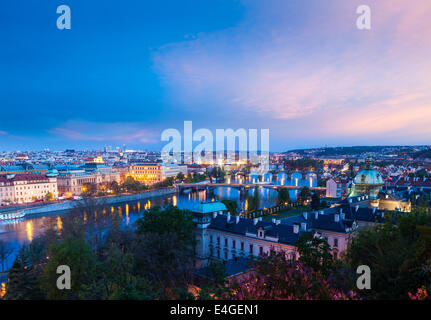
<box><xmin>1</xmin><ymin>0</ymin><xmax>431</xmax><ymax>151</ymax></box>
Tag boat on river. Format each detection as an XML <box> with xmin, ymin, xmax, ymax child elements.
<box><xmin>0</xmin><ymin>211</ymin><xmax>26</xmax><ymax>221</ymax></box>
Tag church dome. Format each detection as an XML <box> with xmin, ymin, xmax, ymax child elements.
<box><xmin>354</xmin><ymin>169</ymin><xmax>383</xmax><ymax>185</ymax></box>
<box><xmin>349</xmin><ymin>157</ymin><xmax>384</xmax><ymax>199</ymax></box>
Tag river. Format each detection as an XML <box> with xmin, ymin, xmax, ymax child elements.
<box><xmin>0</xmin><ymin>173</ymin><xmax>316</xmax><ymax>276</ymax></box>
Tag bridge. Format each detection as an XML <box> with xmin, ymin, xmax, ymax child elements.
<box><xmin>233</xmin><ymin>170</ymin><xmax>320</xmax><ymax>180</ymax></box>
<box><xmin>177</xmin><ymin>183</ymin><xmax>325</xmax><ymax>196</ymax></box>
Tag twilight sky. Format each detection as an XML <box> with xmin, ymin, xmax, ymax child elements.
<box><xmin>0</xmin><ymin>0</ymin><xmax>430</xmax><ymax>151</ymax></box>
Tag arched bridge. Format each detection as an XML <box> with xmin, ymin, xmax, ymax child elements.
<box><xmin>177</xmin><ymin>183</ymin><xmax>325</xmax><ymax>195</ymax></box>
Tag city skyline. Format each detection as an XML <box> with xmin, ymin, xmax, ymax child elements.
<box><xmin>1</xmin><ymin>0</ymin><xmax>431</xmax><ymax>151</ymax></box>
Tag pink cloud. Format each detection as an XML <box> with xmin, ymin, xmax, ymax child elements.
<box><xmin>0</xmin><ymin>131</ymin><xmax>7</xmax><ymax>135</ymax></box>
<box><xmin>152</xmin><ymin>0</ymin><xmax>431</xmax><ymax>141</ymax></box>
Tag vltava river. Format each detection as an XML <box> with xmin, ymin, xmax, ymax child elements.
<box><xmin>0</xmin><ymin>173</ymin><xmax>316</xmax><ymax>272</ymax></box>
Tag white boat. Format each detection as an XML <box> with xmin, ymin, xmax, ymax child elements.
<box><xmin>0</xmin><ymin>211</ymin><xmax>26</xmax><ymax>221</ymax></box>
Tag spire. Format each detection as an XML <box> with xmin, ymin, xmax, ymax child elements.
<box><xmin>365</xmin><ymin>156</ymin><xmax>372</xmax><ymax>169</ymax></box>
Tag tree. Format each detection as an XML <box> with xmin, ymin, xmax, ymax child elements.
<box><xmin>296</xmin><ymin>233</ymin><xmax>335</xmax><ymax>276</ymax></box>
<box><xmin>176</xmin><ymin>172</ymin><xmax>185</xmax><ymax>181</ymax></box>
<box><xmin>45</xmin><ymin>192</ymin><xmax>54</xmax><ymax>201</ymax></box>
<box><xmin>81</xmin><ymin>182</ymin><xmax>98</xmax><ymax>197</ymax></box>
<box><xmin>247</xmin><ymin>187</ymin><xmax>260</xmax><ymax>213</ymax></box>
<box><xmin>40</xmin><ymin>236</ymin><xmax>97</xmax><ymax>299</ymax></box>
<box><xmin>221</xmin><ymin>200</ymin><xmax>238</xmax><ymax>216</ymax></box>
<box><xmin>277</xmin><ymin>188</ymin><xmax>290</xmax><ymax>205</ymax></box>
<box><xmin>228</xmin><ymin>251</ymin><xmax>356</xmax><ymax>300</ymax></box>
<box><xmin>345</xmin><ymin>209</ymin><xmax>431</xmax><ymax>299</ymax></box>
<box><xmin>311</xmin><ymin>192</ymin><xmax>320</xmax><ymax>210</ymax></box>
<box><xmin>4</xmin><ymin>246</ymin><xmax>44</xmax><ymax>300</ymax></box>
<box><xmin>109</xmin><ymin>181</ymin><xmax>122</xmax><ymax>194</ymax></box>
<box><xmin>134</xmin><ymin>205</ymin><xmax>195</xmax><ymax>297</ymax></box>
<box><xmin>135</xmin><ymin>205</ymin><xmax>194</xmax><ymax>244</ymax></box>
<box><xmin>298</xmin><ymin>186</ymin><xmax>312</xmax><ymax>204</ymax></box>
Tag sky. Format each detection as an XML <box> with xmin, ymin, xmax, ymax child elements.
<box><xmin>0</xmin><ymin>0</ymin><xmax>431</xmax><ymax>152</ymax></box>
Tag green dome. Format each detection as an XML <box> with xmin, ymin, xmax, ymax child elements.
<box><xmin>354</xmin><ymin>169</ymin><xmax>383</xmax><ymax>185</ymax></box>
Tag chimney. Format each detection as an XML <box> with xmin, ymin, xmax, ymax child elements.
<box><xmin>253</xmin><ymin>218</ymin><xmax>258</xmax><ymax>225</ymax></box>
<box><xmin>293</xmin><ymin>223</ymin><xmax>299</xmax><ymax>234</ymax></box>
<box><xmin>275</xmin><ymin>220</ymin><xmax>281</xmax><ymax>225</ymax></box>
<box><xmin>301</xmin><ymin>222</ymin><xmax>307</xmax><ymax>231</ymax></box>
<box><xmin>272</xmin><ymin>218</ymin><xmax>276</xmax><ymax>224</ymax></box>
<box><xmin>213</xmin><ymin>212</ymin><xmax>218</xmax><ymax>219</ymax></box>
<box><xmin>227</xmin><ymin>212</ymin><xmax>231</xmax><ymax>222</ymax></box>
<box><xmin>235</xmin><ymin>216</ymin><xmax>240</xmax><ymax>224</ymax></box>
<box><xmin>334</xmin><ymin>213</ymin><xmax>340</xmax><ymax>222</ymax></box>
<box><xmin>314</xmin><ymin>211</ymin><xmax>318</xmax><ymax>219</ymax></box>
<box><xmin>355</xmin><ymin>205</ymin><xmax>359</xmax><ymax>212</ymax></box>
<box><xmin>303</xmin><ymin>212</ymin><xmax>308</xmax><ymax>219</ymax></box>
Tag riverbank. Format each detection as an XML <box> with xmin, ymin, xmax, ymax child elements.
<box><xmin>12</xmin><ymin>187</ymin><xmax>178</xmax><ymax>216</ymax></box>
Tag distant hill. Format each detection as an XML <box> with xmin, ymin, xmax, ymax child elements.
<box><xmin>287</xmin><ymin>146</ymin><xmax>422</xmax><ymax>157</ymax></box>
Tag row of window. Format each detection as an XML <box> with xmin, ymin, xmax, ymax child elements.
<box><xmin>210</xmin><ymin>234</ymin><xmax>265</xmax><ymax>256</ymax></box>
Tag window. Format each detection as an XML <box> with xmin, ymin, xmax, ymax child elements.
<box><xmin>259</xmin><ymin>246</ymin><xmax>264</xmax><ymax>256</ymax></box>
<box><xmin>249</xmin><ymin>244</ymin><xmax>253</xmax><ymax>254</ymax></box>
<box><xmin>210</xmin><ymin>235</ymin><xmax>213</xmax><ymax>243</ymax></box>
<box><xmin>232</xmin><ymin>240</ymin><xmax>236</xmax><ymax>249</ymax></box>
<box><xmin>241</xmin><ymin>242</ymin><xmax>244</xmax><ymax>251</ymax></box>
<box><xmin>224</xmin><ymin>238</ymin><xmax>228</xmax><ymax>247</ymax></box>
<box><xmin>224</xmin><ymin>251</ymin><xmax>228</xmax><ymax>260</ymax></box>
<box><xmin>334</xmin><ymin>238</ymin><xmax>338</xmax><ymax>248</ymax></box>
<box><xmin>217</xmin><ymin>236</ymin><xmax>220</xmax><ymax>245</ymax></box>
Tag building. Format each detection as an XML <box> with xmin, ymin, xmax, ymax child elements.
<box><xmin>0</xmin><ymin>173</ymin><xmax>58</xmax><ymax>204</ymax></box>
<box><xmin>128</xmin><ymin>163</ymin><xmax>163</xmax><ymax>185</ymax></box>
<box><xmin>128</xmin><ymin>163</ymin><xmax>187</xmax><ymax>184</ymax></box>
<box><xmin>162</xmin><ymin>164</ymin><xmax>188</xmax><ymax>179</ymax></box>
<box><xmin>193</xmin><ymin>201</ymin><xmax>310</xmax><ymax>268</ymax></box>
<box><xmin>348</xmin><ymin>157</ymin><xmax>410</xmax><ymax>211</ymax></box>
<box><xmin>326</xmin><ymin>177</ymin><xmax>351</xmax><ymax>198</ymax></box>
<box><xmin>56</xmin><ymin>163</ymin><xmax>120</xmax><ymax>197</ymax></box>
<box><xmin>0</xmin><ymin>163</ymin><xmax>50</xmax><ymax>175</ymax></box>
<box><xmin>349</xmin><ymin>157</ymin><xmax>384</xmax><ymax>205</ymax></box>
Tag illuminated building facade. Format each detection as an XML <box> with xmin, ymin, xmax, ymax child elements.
<box><xmin>0</xmin><ymin>173</ymin><xmax>58</xmax><ymax>204</ymax></box>
<box><xmin>128</xmin><ymin>163</ymin><xmax>163</xmax><ymax>185</ymax></box>
<box><xmin>128</xmin><ymin>163</ymin><xmax>187</xmax><ymax>185</ymax></box>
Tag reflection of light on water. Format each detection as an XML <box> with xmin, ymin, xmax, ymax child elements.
<box><xmin>198</xmin><ymin>191</ymin><xmax>205</xmax><ymax>201</ymax></box>
<box><xmin>0</xmin><ymin>282</ymin><xmax>5</xmax><ymax>298</ymax></box>
<box><xmin>137</xmin><ymin>202</ymin><xmax>140</xmax><ymax>211</ymax></box>
<box><xmin>57</xmin><ymin>216</ymin><xmax>62</xmax><ymax>231</ymax></box>
<box><xmin>309</xmin><ymin>177</ymin><xmax>313</xmax><ymax>187</ymax></box>
<box><xmin>173</xmin><ymin>195</ymin><xmax>177</xmax><ymax>206</ymax></box>
<box><xmin>84</xmin><ymin>212</ymin><xmax>87</xmax><ymax>222</ymax></box>
<box><xmin>295</xmin><ymin>178</ymin><xmax>298</xmax><ymax>186</ymax></box>
<box><xmin>125</xmin><ymin>204</ymin><xmax>129</xmax><ymax>225</ymax></box>
<box><xmin>144</xmin><ymin>200</ymin><xmax>151</xmax><ymax>210</ymax></box>
<box><xmin>111</xmin><ymin>206</ymin><xmax>114</xmax><ymax>213</ymax></box>
<box><xmin>26</xmin><ymin>221</ymin><xmax>33</xmax><ymax>242</ymax></box>
<box><xmin>188</xmin><ymin>193</ymin><xmax>191</xmax><ymax>200</ymax></box>
<box><xmin>245</xmin><ymin>199</ymin><xmax>248</xmax><ymax>212</ymax></box>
